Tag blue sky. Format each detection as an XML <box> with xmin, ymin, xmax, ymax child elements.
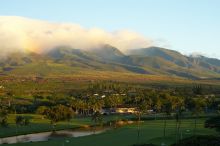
<box><xmin>1</xmin><ymin>0</ymin><xmax>220</xmax><ymax>58</ymax></box>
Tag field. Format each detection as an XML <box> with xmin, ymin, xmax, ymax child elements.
<box><xmin>0</xmin><ymin>114</ymin><xmax>219</xmax><ymax>146</ymax></box>
<box><xmin>1</xmin><ymin>71</ymin><xmax>220</xmax><ymax>146</ymax></box>
<box><xmin>1</xmin><ymin>71</ymin><xmax>220</xmax><ymax>98</ymax></box>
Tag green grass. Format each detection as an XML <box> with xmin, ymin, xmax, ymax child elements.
<box><xmin>2</xmin><ymin>71</ymin><xmax>220</xmax><ymax>98</ymax></box>
<box><xmin>1</xmin><ymin>117</ymin><xmax>219</xmax><ymax>146</ymax></box>
<box><xmin>0</xmin><ymin>114</ymin><xmax>135</xmax><ymax>138</ymax></box>
<box><xmin>0</xmin><ymin>114</ymin><xmax>74</xmax><ymax>138</ymax></box>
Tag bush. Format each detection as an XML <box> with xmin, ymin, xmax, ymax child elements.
<box><xmin>205</xmin><ymin>116</ymin><xmax>220</xmax><ymax>132</ymax></box>
<box><xmin>15</xmin><ymin>116</ymin><xmax>31</xmax><ymax>126</ymax></box>
<box><xmin>36</xmin><ymin>106</ymin><xmax>48</xmax><ymax>115</ymax></box>
<box><xmin>0</xmin><ymin>118</ymin><xmax>8</xmax><ymax>127</ymax></box>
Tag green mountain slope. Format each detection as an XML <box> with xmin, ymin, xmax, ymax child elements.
<box><xmin>1</xmin><ymin>45</ymin><xmax>220</xmax><ymax>79</ymax></box>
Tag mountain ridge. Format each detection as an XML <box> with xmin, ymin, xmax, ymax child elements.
<box><xmin>1</xmin><ymin>45</ymin><xmax>220</xmax><ymax>79</ymax></box>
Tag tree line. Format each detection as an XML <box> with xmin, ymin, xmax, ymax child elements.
<box><xmin>0</xmin><ymin>83</ymin><xmax>220</xmax><ymax>145</ymax></box>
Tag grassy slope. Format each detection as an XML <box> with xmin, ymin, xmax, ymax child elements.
<box><xmin>1</xmin><ymin>68</ymin><xmax>220</xmax><ymax>97</ymax></box>
<box><xmin>2</xmin><ymin>47</ymin><xmax>220</xmax><ymax>80</ymax></box>
<box><xmin>8</xmin><ymin>60</ymin><xmax>220</xmax><ymax>79</ymax></box>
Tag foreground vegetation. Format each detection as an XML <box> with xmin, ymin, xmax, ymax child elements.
<box><xmin>0</xmin><ymin>114</ymin><xmax>134</xmax><ymax>138</ymax></box>
<box><xmin>0</xmin><ymin>81</ymin><xmax>220</xmax><ymax>146</ymax></box>
<box><xmin>1</xmin><ymin>118</ymin><xmax>219</xmax><ymax>146</ymax></box>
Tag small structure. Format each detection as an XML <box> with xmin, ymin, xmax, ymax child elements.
<box><xmin>101</xmin><ymin>107</ymin><xmax>137</xmax><ymax>115</ymax></box>
<box><xmin>115</xmin><ymin>107</ymin><xmax>137</xmax><ymax>114</ymax></box>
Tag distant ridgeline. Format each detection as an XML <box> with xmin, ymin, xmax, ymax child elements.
<box><xmin>0</xmin><ymin>45</ymin><xmax>220</xmax><ymax>79</ymax></box>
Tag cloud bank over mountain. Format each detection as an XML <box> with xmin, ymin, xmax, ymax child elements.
<box><xmin>0</xmin><ymin>16</ymin><xmax>152</xmax><ymax>56</ymax></box>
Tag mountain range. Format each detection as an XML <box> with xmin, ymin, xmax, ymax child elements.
<box><xmin>1</xmin><ymin>45</ymin><xmax>220</xmax><ymax>79</ymax></box>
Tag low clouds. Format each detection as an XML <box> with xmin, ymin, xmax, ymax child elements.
<box><xmin>0</xmin><ymin>16</ymin><xmax>152</xmax><ymax>56</ymax></box>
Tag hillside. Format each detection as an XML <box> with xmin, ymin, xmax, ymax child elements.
<box><xmin>0</xmin><ymin>45</ymin><xmax>220</xmax><ymax>79</ymax></box>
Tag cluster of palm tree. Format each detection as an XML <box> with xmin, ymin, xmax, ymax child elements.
<box><xmin>0</xmin><ymin>84</ymin><xmax>218</xmax><ymax>145</ymax></box>
<box><xmin>129</xmin><ymin>91</ymin><xmax>209</xmax><ymax>145</ymax></box>
<box><xmin>37</xmin><ymin>104</ymin><xmax>74</xmax><ymax>130</ymax></box>
<box><xmin>69</xmin><ymin>96</ymin><xmax>104</xmax><ymax>116</ymax></box>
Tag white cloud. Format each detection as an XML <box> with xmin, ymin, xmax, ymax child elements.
<box><xmin>0</xmin><ymin>16</ymin><xmax>152</xmax><ymax>57</ymax></box>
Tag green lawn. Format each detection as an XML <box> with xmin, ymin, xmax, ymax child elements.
<box><xmin>0</xmin><ymin>114</ymin><xmax>134</xmax><ymax>138</ymax></box>
<box><xmin>1</xmin><ymin>118</ymin><xmax>219</xmax><ymax>146</ymax></box>
<box><xmin>0</xmin><ymin>114</ymin><xmax>73</xmax><ymax>138</ymax></box>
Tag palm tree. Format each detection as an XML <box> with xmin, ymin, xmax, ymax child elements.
<box><xmin>192</xmin><ymin>98</ymin><xmax>206</xmax><ymax>136</ymax></box>
<box><xmin>136</xmin><ymin>102</ymin><xmax>144</xmax><ymax>144</ymax></box>
<box><xmin>91</xmin><ymin>111</ymin><xmax>103</xmax><ymax>134</ymax></box>
<box><xmin>5</xmin><ymin>91</ymin><xmax>13</xmax><ymax>108</ymax></box>
<box><xmin>161</xmin><ymin>94</ymin><xmax>172</xmax><ymax>139</ymax></box>
<box><xmin>172</xmin><ymin>96</ymin><xmax>185</xmax><ymax>143</ymax></box>
<box><xmin>70</xmin><ymin>97</ymin><xmax>78</xmax><ymax>114</ymax></box>
<box><xmin>154</xmin><ymin>96</ymin><xmax>162</xmax><ymax>120</ymax></box>
<box><xmin>135</xmin><ymin>97</ymin><xmax>151</xmax><ymax>144</ymax></box>
<box><xmin>89</xmin><ymin>96</ymin><xmax>104</xmax><ymax>113</ymax></box>
<box><xmin>75</xmin><ymin>99</ymin><xmax>84</xmax><ymax>116</ymax></box>
<box><xmin>107</xmin><ymin>94</ymin><xmax>123</xmax><ymax>109</ymax></box>
<box><xmin>161</xmin><ymin>94</ymin><xmax>182</xmax><ymax>145</ymax></box>
<box><xmin>105</xmin><ymin>94</ymin><xmax>123</xmax><ymax>128</ymax></box>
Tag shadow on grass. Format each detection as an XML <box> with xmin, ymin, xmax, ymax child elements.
<box><xmin>132</xmin><ymin>144</ymin><xmax>157</xmax><ymax>146</ymax></box>
<box><xmin>171</xmin><ymin>135</ymin><xmax>220</xmax><ymax>146</ymax></box>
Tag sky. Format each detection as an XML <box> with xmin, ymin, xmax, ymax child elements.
<box><xmin>0</xmin><ymin>0</ymin><xmax>220</xmax><ymax>58</ymax></box>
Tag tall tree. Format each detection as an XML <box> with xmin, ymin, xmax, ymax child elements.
<box><xmin>45</xmin><ymin>105</ymin><xmax>74</xmax><ymax>131</ymax></box>
<box><xmin>105</xmin><ymin>94</ymin><xmax>123</xmax><ymax>128</ymax></box>
<box><xmin>0</xmin><ymin>106</ymin><xmax>8</xmax><ymax>127</ymax></box>
<box><xmin>105</xmin><ymin>94</ymin><xmax>123</xmax><ymax>109</ymax></box>
<box><xmin>192</xmin><ymin>98</ymin><xmax>206</xmax><ymax>136</ymax></box>
<box><xmin>161</xmin><ymin>94</ymin><xmax>173</xmax><ymax>139</ymax></box>
<box><xmin>135</xmin><ymin>97</ymin><xmax>152</xmax><ymax>144</ymax></box>
<box><xmin>172</xmin><ymin>96</ymin><xmax>185</xmax><ymax>143</ymax></box>
<box><xmin>89</xmin><ymin>96</ymin><xmax>104</xmax><ymax>113</ymax></box>
<box><xmin>154</xmin><ymin>96</ymin><xmax>162</xmax><ymax>120</ymax></box>
<box><xmin>91</xmin><ymin>111</ymin><xmax>103</xmax><ymax>134</ymax></box>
